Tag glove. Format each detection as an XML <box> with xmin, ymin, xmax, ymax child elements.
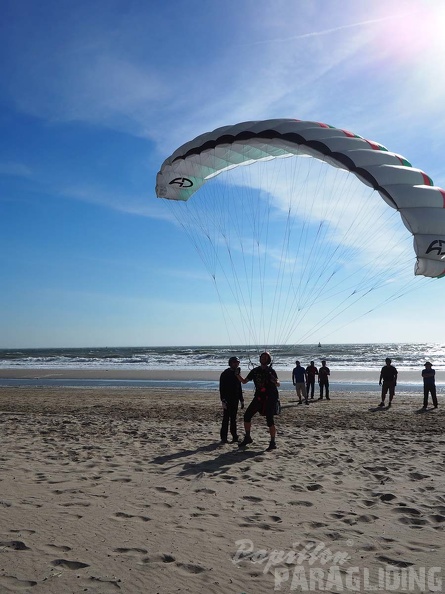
<box><xmin>221</xmin><ymin>400</ymin><xmax>227</xmax><ymax>410</ymax></box>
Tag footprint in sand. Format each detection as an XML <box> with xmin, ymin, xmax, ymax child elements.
<box><xmin>86</xmin><ymin>576</ymin><xmax>122</xmax><ymax>591</ymax></box>
<box><xmin>52</xmin><ymin>488</ymin><xmax>84</xmax><ymax>495</ymax></box>
<box><xmin>42</xmin><ymin>543</ymin><xmax>72</xmax><ymax>553</ymax></box>
<box><xmin>392</xmin><ymin>506</ymin><xmax>422</xmax><ymax>516</ymax></box>
<box><xmin>406</xmin><ymin>540</ymin><xmax>441</xmax><ymax>551</ymax></box>
<box><xmin>113</xmin><ymin>547</ymin><xmax>148</xmax><ymax>555</ymax></box>
<box><xmin>155</xmin><ymin>486</ymin><xmax>180</xmax><ymax>496</ymax></box>
<box><xmin>0</xmin><ymin>576</ymin><xmax>38</xmax><ymax>589</ymax></box>
<box><xmin>139</xmin><ymin>553</ymin><xmax>207</xmax><ymax>574</ymax></box>
<box><xmin>409</xmin><ymin>472</ymin><xmax>430</xmax><ymax>481</ymax></box>
<box><xmin>139</xmin><ymin>553</ymin><xmax>176</xmax><ymax>564</ymax></box>
<box><xmin>356</xmin><ymin>514</ymin><xmax>378</xmax><ymax>523</ymax></box>
<box><xmin>308</xmin><ymin>521</ymin><xmax>328</xmax><ymax>528</ymax></box>
<box><xmin>0</xmin><ymin>540</ymin><xmax>31</xmax><ymax>551</ymax></box>
<box><xmin>398</xmin><ymin>516</ymin><xmax>428</xmax><ymax>528</ymax></box>
<box><xmin>290</xmin><ymin>484</ymin><xmax>305</xmax><ymax>492</ymax></box>
<box><xmin>191</xmin><ymin>511</ymin><xmax>220</xmax><ymax>518</ymax></box>
<box><xmin>242</xmin><ymin>495</ymin><xmax>262</xmax><ymax>503</ymax></box>
<box><xmin>19</xmin><ymin>499</ymin><xmax>43</xmax><ymax>508</ymax></box>
<box><xmin>50</xmin><ymin>559</ymin><xmax>90</xmax><ymax>570</ymax></box>
<box><xmin>113</xmin><ymin>512</ymin><xmax>151</xmax><ymax>522</ymax></box>
<box><xmin>376</xmin><ymin>555</ymin><xmax>414</xmax><ymax>568</ymax></box>
<box><xmin>306</xmin><ymin>484</ymin><xmax>323</xmax><ymax>492</ymax></box>
<box><xmin>429</xmin><ymin>514</ymin><xmax>445</xmax><ymax>524</ymax></box>
<box><xmin>219</xmin><ymin>473</ymin><xmax>239</xmax><ymax>482</ymax></box>
<box><xmin>329</xmin><ymin>512</ymin><xmax>347</xmax><ymax>520</ymax></box>
<box><xmin>363</xmin><ymin>465</ymin><xmax>389</xmax><ymax>473</ymax></box>
<box><xmin>379</xmin><ymin>493</ymin><xmax>397</xmax><ymax>503</ymax></box>
<box><xmin>289</xmin><ymin>500</ymin><xmax>313</xmax><ymax>507</ymax></box>
<box><xmin>176</xmin><ymin>561</ymin><xmax>207</xmax><ymax>574</ymax></box>
<box><xmin>10</xmin><ymin>529</ymin><xmax>35</xmax><ymax>536</ymax></box>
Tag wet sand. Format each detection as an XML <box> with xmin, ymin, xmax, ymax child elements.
<box><xmin>0</xmin><ymin>367</ymin><xmax>431</xmax><ymax>381</ymax></box>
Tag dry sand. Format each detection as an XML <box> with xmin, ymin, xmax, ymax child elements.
<box><xmin>1</xmin><ymin>386</ymin><xmax>444</xmax><ymax>593</ymax></box>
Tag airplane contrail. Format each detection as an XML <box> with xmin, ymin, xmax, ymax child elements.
<box><xmin>243</xmin><ymin>13</ymin><xmax>414</xmax><ymax>46</ymax></box>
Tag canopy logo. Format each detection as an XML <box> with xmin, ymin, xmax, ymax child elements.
<box><xmin>426</xmin><ymin>239</ymin><xmax>445</xmax><ymax>256</ymax></box>
<box><xmin>169</xmin><ymin>177</ymin><xmax>193</xmax><ymax>188</ymax></box>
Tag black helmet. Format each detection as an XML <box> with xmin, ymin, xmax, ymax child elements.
<box><xmin>228</xmin><ymin>356</ymin><xmax>240</xmax><ymax>366</ymax></box>
<box><xmin>260</xmin><ymin>352</ymin><xmax>272</xmax><ymax>365</ymax></box>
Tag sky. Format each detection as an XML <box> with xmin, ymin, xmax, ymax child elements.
<box><xmin>1</xmin><ymin>0</ymin><xmax>445</xmax><ymax>348</ymax></box>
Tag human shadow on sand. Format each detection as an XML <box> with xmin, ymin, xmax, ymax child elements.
<box><xmin>152</xmin><ymin>441</ymin><xmax>267</xmax><ymax>477</ymax></box>
<box><xmin>152</xmin><ymin>442</ymin><xmax>222</xmax><ymax>466</ymax></box>
<box><xmin>369</xmin><ymin>405</ymin><xmax>391</xmax><ymax>412</ymax></box>
<box><xmin>177</xmin><ymin>448</ymin><xmax>264</xmax><ymax>478</ymax></box>
<box><xmin>414</xmin><ymin>406</ymin><xmax>437</xmax><ymax>414</ymax></box>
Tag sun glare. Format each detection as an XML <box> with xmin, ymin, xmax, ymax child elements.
<box><xmin>378</xmin><ymin>4</ymin><xmax>445</xmax><ymax>61</ymax></box>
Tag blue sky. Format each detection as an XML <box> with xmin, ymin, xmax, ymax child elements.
<box><xmin>1</xmin><ymin>0</ymin><xmax>445</xmax><ymax>348</ymax></box>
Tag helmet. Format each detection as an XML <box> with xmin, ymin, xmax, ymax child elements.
<box><xmin>260</xmin><ymin>352</ymin><xmax>272</xmax><ymax>365</ymax></box>
<box><xmin>228</xmin><ymin>356</ymin><xmax>240</xmax><ymax>366</ymax></box>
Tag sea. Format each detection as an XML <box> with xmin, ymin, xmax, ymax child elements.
<box><xmin>0</xmin><ymin>343</ymin><xmax>443</xmax><ymax>392</ymax></box>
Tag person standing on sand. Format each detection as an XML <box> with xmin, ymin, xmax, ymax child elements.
<box><xmin>219</xmin><ymin>356</ymin><xmax>244</xmax><ymax>443</ymax></box>
<box><xmin>378</xmin><ymin>357</ymin><xmax>398</xmax><ymax>408</ymax></box>
<box><xmin>318</xmin><ymin>360</ymin><xmax>330</xmax><ymax>400</ymax></box>
<box><xmin>292</xmin><ymin>360</ymin><xmax>308</xmax><ymax>405</ymax></box>
<box><xmin>305</xmin><ymin>360</ymin><xmax>318</xmax><ymax>400</ymax></box>
<box><xmin>236</xmin><ymin>352</ymin><xmax>280</xmax><ymax>452</ymax></box>
<box><xmin>422</xmin><ymin>361</ymin><xmax>438</xmax><ymax>410</ymax></box>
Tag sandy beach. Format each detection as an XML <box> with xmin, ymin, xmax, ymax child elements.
<box><xmin>1</xmin><ymin>383</ymin><xmax>444</xmax><ymax>594</ymax></box>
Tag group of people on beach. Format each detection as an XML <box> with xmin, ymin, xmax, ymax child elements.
<box><xmin>291</xmin><ymin>360</ymin><xmax>330</xmax><ymax>404</ymax></box>
<box><xmin>377</xmin><ymin>357</ymin><xmax>438</xmax><ymax>410</ymax></box>
<box><xmin>219</xmin><ymin>352</ymin><xmax>439</xmax><ymax>452</ymax></box>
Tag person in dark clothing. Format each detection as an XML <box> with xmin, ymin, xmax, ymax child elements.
<box><xmin>305</xmin><ymin>361</ymin><xmax>318</xmax><ymax>400</ymax></box>
<box><xmin>378</xmin><ymin>357</ymin><xmax>398</xmax><ymax>408</ymax></box>
<box><xmin>422</xmin><ymin>361</ymin><xmax>438</xmax><ymax>410</ymax></box>
<box><xmin>219</xmin><ymin>356</ymin><xmax>244</xmax><ymax>443</ymax></box>
<box><xmin>237</xmin><ymin>352</ymin><xmax>280</xmax><ymax>451</ymax></box>
<box><xmin>318</xmin><ymin>360</ymin><xmax>330</xmax><ymax>400</ymax></box>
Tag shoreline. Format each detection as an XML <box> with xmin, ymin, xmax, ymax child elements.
<box><xmin>0</xmin><ymin>366</ymin><xmax>437</xmax><ymax>382</ymax></box>
<box><xmin>0</xmin><ymin>367</ymin><xmax>441</xmax><ymax>393</ymax></box>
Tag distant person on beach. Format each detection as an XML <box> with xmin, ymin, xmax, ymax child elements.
<box><xmin>219</xmin><ymin>356</ymin><xmax>244</xmax><ymax>443</ymax></box>
<box><xmin>378</xmin><ymin>358</ymin><xmax>398</xmax><ymax>408</ymax></box>
<box><xmin>422</xmin><ymin>362</ymin><xmax>438</xmax><ymax>410</ymax></box>
<box><xmin>236</xmin><ymin>352</ymin><xmax>280</xmax><ymax>451</ymax></box>
<box><xmin>292</xmin><ymin>361</ymin><xmax>308</xmax><ymax>405</ymax></box>
<box><xmin>305</xmin><ymin>361</ymin><xmax>318</xmax><ymax>400</ymax></box>
<box><xmin>318</xmin><ymin>360</ymin><xmax>330</xmax><ymax>400</ymax></box>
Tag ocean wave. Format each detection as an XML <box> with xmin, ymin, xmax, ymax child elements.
<box><xmin>0</xmin><ymin>343</ymin><xmax>444</xmax><ymax>371</ymax></box>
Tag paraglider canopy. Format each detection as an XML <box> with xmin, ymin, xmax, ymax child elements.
<box><xmin>156</xmin><ymin>119</ymin><xmax>445</xmax><ymax>347</ymax></box>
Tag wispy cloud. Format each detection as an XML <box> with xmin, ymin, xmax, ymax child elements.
<box><xmin>0</xmin><ymin>161</ymin><xmax>32</xmax><ymax>177</ymax></box>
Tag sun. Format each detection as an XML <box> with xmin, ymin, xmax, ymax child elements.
<box><xmin>377</xmin><ymin>3</ymin><xmax>445</xmax><ymax>62</ymax></box>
